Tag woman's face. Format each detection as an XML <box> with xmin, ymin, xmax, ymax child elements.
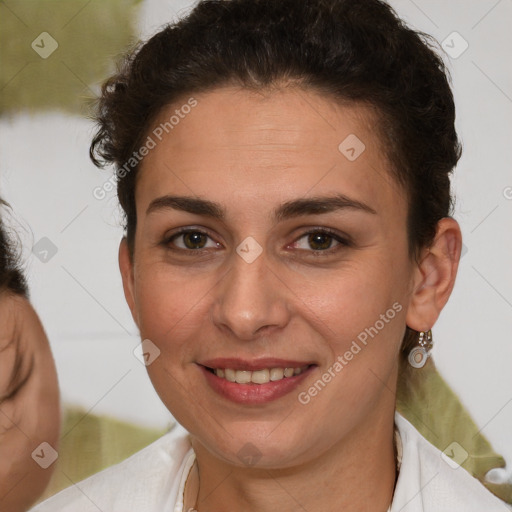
<box><xmin>121</xmin><ymin>85</ymin><xmax>422</xmax><ymax>468</ymax></box>
<box><xmin>0</xmin><ymin>293</ymin><xmax>60</xmax><ymax>510</ymax></box>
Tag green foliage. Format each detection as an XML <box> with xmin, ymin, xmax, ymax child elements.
<box><xmin>0</xmin><ymin>0</ymin><xmax>141</xmax><ymax>116</ymax></box>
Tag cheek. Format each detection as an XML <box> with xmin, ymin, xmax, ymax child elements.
<box><xmin>293</xmin><ymin>258</ymin><xmax>405</xmax><ymax>347</ymax></box>
<box><xmin>134</xmin><ymin>265</ymin><xmax>216</xmax><ymax>350</ymax></box>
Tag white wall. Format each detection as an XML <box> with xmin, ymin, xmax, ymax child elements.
<box><xmin>1</xmin><ymin>0</ymin><xmax>510</xmax><ymax>467</ymax></box>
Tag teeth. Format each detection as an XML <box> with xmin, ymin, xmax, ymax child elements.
<box><xmin>284</xmin><ymin>368</ymin><xmax>294</xmax><ymax>378</ymax></box>
<box><xmin>225</xmin><ymin>369</ymin><xmax>236</xmax><ymax>382</ymax></box>
<box><xmin>213</xmin><ymin>366</ymin><xmax>308</xmax><ymax>384</ymax></box>
<box><xmin>251</xmin><ymin>369</ymin><xmax>269</xmax><ymax>384</ymax></box>
<box><xmin>270</xmin><ymin>368</ymin><xmax>284</xmax><ymax>381</ymax></box>
<box><xmin>235</xmin><ymin>371</ymin><xmax>251</xmax><ymax>384</ymax></box>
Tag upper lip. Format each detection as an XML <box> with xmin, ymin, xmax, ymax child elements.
<box><xmin>199</xmin><ymin>358</ymin><xmax>315</xmax><ymax>371</ymax></box>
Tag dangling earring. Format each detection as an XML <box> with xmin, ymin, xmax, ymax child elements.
<box><xmin>408</xmin><ymin>329</ymin><xmax>433</xmax><ymax>368</ymax></box>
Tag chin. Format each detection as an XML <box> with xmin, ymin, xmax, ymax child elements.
<box><xmin>192</xmin><ymin>421</ymin><xmax>313</xmax><ymax>469</ymax></box>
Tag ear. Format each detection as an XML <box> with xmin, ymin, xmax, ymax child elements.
<box><xmin>118</xmin><ymin>237</ymin><xmax>139</xmax><ymax>328</ymax></box>
<box><xmin>406</xmin><ymin>217</ymin><xmax>462</xmax><ymax>332</ymax></box>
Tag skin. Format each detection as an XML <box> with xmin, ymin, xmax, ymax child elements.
<box><xmin>0</xmin><ymin>292</ymin><xmax>60</xmax><ymax>512</ymax></box>
<box><xmin>119</xmin><ymin>85</ymin><xmax>462</xmax><ymax>512</ymax></box>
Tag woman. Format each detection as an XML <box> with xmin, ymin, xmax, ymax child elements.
<box><xmin>0</xmin><ymin>198</ymin><xmax>61</xmax><ymax>512</ymax></box>
<box><xmin>31</xmin><ymin>0</ymin><xmax>509</xmax><ymax>510</ymax></box>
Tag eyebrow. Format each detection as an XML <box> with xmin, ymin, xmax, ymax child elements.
<box><xmin>146</xmin><ymin>193</ymin><xmax>377</xmax><ymax>222</ymax></box>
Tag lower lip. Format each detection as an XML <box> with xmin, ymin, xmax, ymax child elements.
<box><xmin>199</xmin><ymin>365</ymin><xmax>315</xmax><ymax>404</ymax></box>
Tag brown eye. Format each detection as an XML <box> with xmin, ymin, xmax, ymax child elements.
<box><xmin>182</xmin><ymin>231</ymin><xmax>208</xmax><ymax>249</ymax></box>
<box><xmin>307</xmin><ymin>232</ymin><xmax>335</xmax><ymax>251</ymax></box>
<box><xmin>165</xmin><ymin>229</ymin><xmax>219</xmax><ymax>252</ymax></box>
<box><xmin>291</xmin><ymin>228</ymin><xmax>350</xmax><ymax>256</ymax></box>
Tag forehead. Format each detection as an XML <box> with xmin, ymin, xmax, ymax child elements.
<box><xmin>136</xmin><ymin>85</ymin><xmax>406</xmax><ymax>222</ymax></box>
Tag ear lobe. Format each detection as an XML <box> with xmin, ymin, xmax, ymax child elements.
<box><xmin>118</xmin><ymin>237</ymin><xmax>139</xmax><ymax>328</ymax></box>
<box><xmin>406</xmin><ymin>217</ymin><xmax>462</xmax><ymax>332</ymax></box>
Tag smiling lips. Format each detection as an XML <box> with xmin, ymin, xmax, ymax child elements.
<box><xmin>199</xmin><ymin>359</ymin><xmax>316</xmax><ymax>403</ymax></box>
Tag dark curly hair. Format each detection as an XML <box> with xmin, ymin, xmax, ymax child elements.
<box><xmin>89</xmin><ymin>0</ymin><xmax>462</xmax><ymax>358</ymax></box>
<box><xmin>0</xmin><ymin>198</ymin><xmax>28</xmax><ymax>298</ymax></box>
<box><xmin>0</xmin><ymin>198</ymin><xmax>31</xmax><ymax>407</ymax></box>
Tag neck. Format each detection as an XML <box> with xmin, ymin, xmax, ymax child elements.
<box><xmin>188</xmin><ymin>404</ymin><xmax>397</xmax><ymax>512</ymax></box>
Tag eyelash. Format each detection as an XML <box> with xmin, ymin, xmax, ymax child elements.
<box><xmin>162</xmin><ymin>227</ymin><xmax>351</xmax><ymax>257</ymax></box>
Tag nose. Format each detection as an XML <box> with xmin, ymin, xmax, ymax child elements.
<box><xmin>211</xmin><ymin>245</ymin><xmax>291</xmax><ymax>341</ymax></box>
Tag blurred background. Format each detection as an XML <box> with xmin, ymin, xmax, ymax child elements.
<box><xmin>0</xmin><ymin>0</ymin><xmax>511</xmax><ymax>477</ymax></box>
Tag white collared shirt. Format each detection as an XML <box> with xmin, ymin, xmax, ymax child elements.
<box><xmin>31</xmin><ymin>412</ymin><xmax>509</xmax><ymax>511</ymax></box>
